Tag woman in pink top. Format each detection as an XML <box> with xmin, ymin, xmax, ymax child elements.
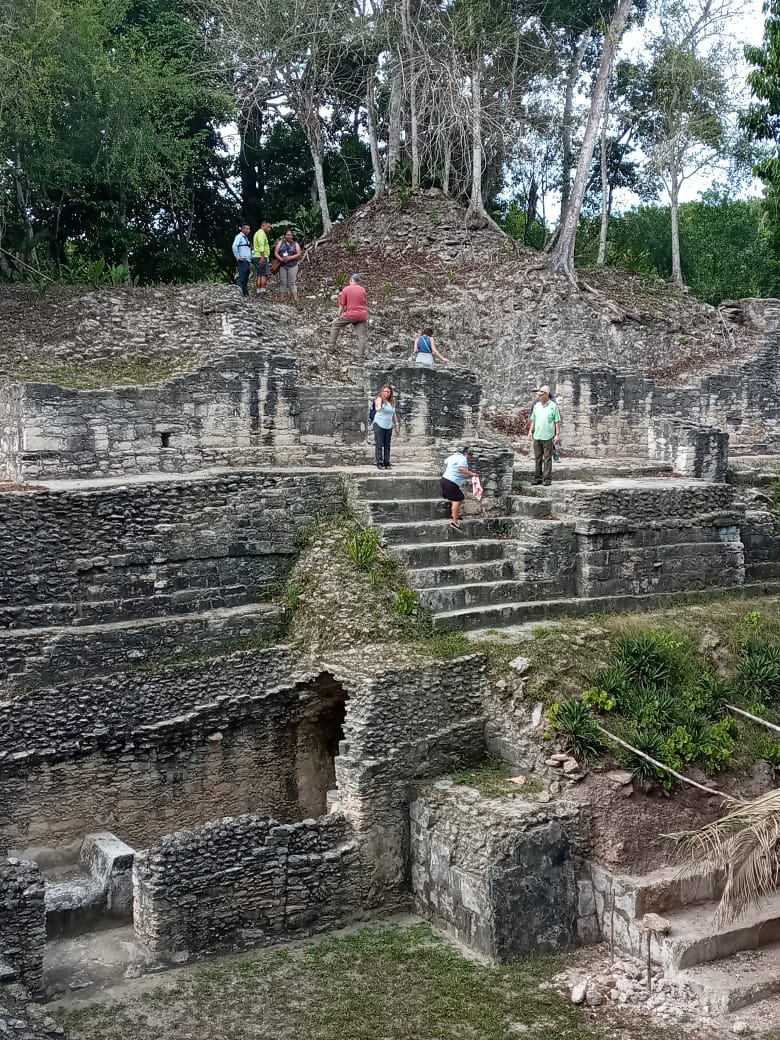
<box><xmin>330</xmin><ymin>273</ymin><xmax>368</xmax><ymax>353</ymax></box>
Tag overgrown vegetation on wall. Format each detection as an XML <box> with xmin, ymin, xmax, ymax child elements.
<box><xmin>547</xmin><ymin>610</ymin><xmax>780</xmax><ymax>787</ymax></box>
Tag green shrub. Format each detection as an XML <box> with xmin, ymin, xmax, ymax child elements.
<box><xmin>547</xmin><ymin>699</ymin><xmax>604</xmax><ymax>761</ymax></box>
<box><xmin>614</xmin><ymin>727</ymin><xmax>668</xmax><ymax>785</ymax></box>
<box><xmin>732</xmin><ymin>643</ymin><xmax>780</xmax><ymax>705</ymax></box>
<box><xmin>394</xmin><ymin>588</ymin><xmax>419</xmax><ymax>616</ymax></box>
<box><xmin>345</xmin><ymin>527</ymin><xmax>381</xmax><ymax>571</ymax></box>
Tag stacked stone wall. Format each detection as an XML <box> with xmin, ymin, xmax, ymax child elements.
<box><xmin>0</xmin><ymin>649</ymin><xmax>325</xmax><ymax>851</ymax></box>
<box><xmin>0</xmin><ymin>471</ymin><xmax>339</xmax><ymax>630</ymax></box>
<box><xmin>133</xmin><ymin>814</ymin><xmax>362</xmax><ymax>960</ymax></box>
<box><xmin>410</xmin><ymin>782</ymin><xmax>584</xmax><ymax>961</ymax></box>
<box><xmin>0</xmin><ymin>861</ymin><xmax>44</xmax><ymax>998</ymax></box>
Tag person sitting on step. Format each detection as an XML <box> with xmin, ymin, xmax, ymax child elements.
<box><xmin>413</xmin><ymin>327</ymin><xmax>448</xmax><ymax>367</ymax></box>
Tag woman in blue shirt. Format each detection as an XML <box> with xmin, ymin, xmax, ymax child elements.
<box><xmin>372</xmin><ymin>384</ymin><xmax>400</xmax><ymax>470</ymax></box>
<box><xmin>413</xmin><ymin>327</ymin><xmax>449</xmax><ymax>367</ymax></box>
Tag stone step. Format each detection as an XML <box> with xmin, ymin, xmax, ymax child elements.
<box><xmin>409</xmin><ymin>560</ymin><xmax>516</xmax><ymax>589</ymax></box>
<box><xmin>354</xmin><ymin>475</ymin><xmax>440</xmax><ymax>500</ymax></box>
<box><xmin>368</xmin><ymin>498</ymin><xmax>451</xmax><ymax>524</ymax></box>
<box><xmin>590</xmin><ymin>862</ymin><xmax>724</xmax><ymax>922</ymax></box>
<box><xmin>392</xmin><ymin>539</ymin><xmax>508</xmax><ymax>569</ymax></box>
<box><xmin>656</xmin><ymin>891</ymin><xmax>780</xmax><ymax>972</ymax></box>
<box><xmin>678</xmin><ymin>942</ymin><xmax>780</xmax><ymax>1013</ymax></box>
<box><xmin>381</xmin><ymin>517</ymin><xmax>512</xmax><ymax>545</ymax></box>
<box><xmin>509</xmin><ymin>496</ymin><xmax>554</xmax><ymax>518</ymax></box>
<box><xmin>419</xmin><ymin>580</ymin><xmax>528</xmax><ymax>613</ymax></box>
<box><xmin>431</xmin><ymin>596</ymin><xmax>596</xmax><ymax>632</ymax></box>
<box><xmin>44</xmin><ymin>866</ymin><xmax>105</xmax><ymax>939</ymax></box>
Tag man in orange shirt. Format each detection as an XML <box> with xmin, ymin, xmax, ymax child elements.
<box><xmin>330</xmin><ymin>273</ymin><xmax>368</xmax><ymax>353</ymax></box>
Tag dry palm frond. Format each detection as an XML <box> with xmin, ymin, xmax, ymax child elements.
<box><xmin>667</xmin><ymin>789</ymin><xmax>780</xmax><ymax>925</ymax></box>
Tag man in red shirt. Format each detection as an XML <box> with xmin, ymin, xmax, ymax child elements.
<box><xmin>330</xmin><ymin>273</ymin><xmax>368</xmax><ymax>353</ymax></box>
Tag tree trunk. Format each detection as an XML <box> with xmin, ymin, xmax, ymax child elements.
<box><xmin>365</xmin><ymin>66</ymin><xmax>384</xmax><ymax>196</ymax></box>
<box><xmin>299</xmin><ymin>98</ymin><xmax>332</xmax><ymax>234</ymax></box>
<box><xmin>549</xmin><ymin>0</ymin><xmax>633</xmax><ymax>282</ymax></box>
<box><xmin>525</xmin><ymin>176</ymin><xmax>539</xmax><ymax>243</ymax></box>
<box><xmin>13</xmin><ymin>149</ymin><xmax>37</xmax><ymax>264</ymax></box>
<box><xmin>597</xmin><ymin>99</ymin><xmax>610</xmax><ymax>267</ymax></box>
<box><xmin>560</xmin><ymin>31</ymin><xmax>591</xmax><ymax>227</ymax></box>
<box><xmin>238</xmin><ymin>109</ymin><xmax>264</xmax><ymax>227</ymax></box>
<box><xmin>442</xmin><ymin>140</ymin><xmax>452</xmax><ymax>196</ymax></box>
<box><xmin>467</xmin><ymin>49</ymin><xmax>485</xmax><ymax>220</ymax></box>
<box><xmin>387</xmin><ymin>54</ymin><xmax>403</xmax><ymax>181</ymax></box>
<box><xmin>409</xmin><ymin>61</ymin><xmax>420</xmax><ymax>189</ymax></box>
<box><xmin>669</xmin><ymin>169</ymin><xmax>683</xmax><ymax>286</ymax></box>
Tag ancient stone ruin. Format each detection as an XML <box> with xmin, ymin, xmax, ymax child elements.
<box><xmin>1</xmin><ymin>194</ymin><xmax>779</xmax><ymax>1036</ymax></box>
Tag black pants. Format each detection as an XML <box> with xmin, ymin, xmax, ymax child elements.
<box><xmin>374</xmin><ymin>425</ymin><xmax>392</xmax><ymax>467</ymax></box>
<box><xmin>236</xmin><ymin>259</ymin><xmax>250</xmax><ymax>296</ymax></box>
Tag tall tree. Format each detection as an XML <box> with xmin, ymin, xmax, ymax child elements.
<box><xmin>549</xmin><ymin>0</ymin><xmax>634</xmax><ymax>281</ymax></box>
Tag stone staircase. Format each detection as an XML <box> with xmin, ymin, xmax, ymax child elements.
<box><xmin>353</xmin><ymin>467</ymin><xmax>760</xmax><ymax>634</ymax></box>
<box><xmin>588</xmin><ymin>861</ymin><xmax>780</xmax><ymax>1014</ymax></box>
<box><xmin>353</xmin><ymin>474</ymin><xmax>561</xmax><ymax>631</ymax></box>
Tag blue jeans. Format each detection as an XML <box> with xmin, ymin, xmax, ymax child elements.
<box><xmin>374</xmin><ymin>425</ymin><xmax>392</xmax><ymax>467</ymax></box>
<box><xmin>236</xmin><ymin>259</ymin><xmax>251</xmax><ymax>296</ymax></box>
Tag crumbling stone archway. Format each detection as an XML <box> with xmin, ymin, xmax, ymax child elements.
<box><xmin>294</xmin><ymin>673</ymin><xmax>348</xmax><ymax>819</ymax></box>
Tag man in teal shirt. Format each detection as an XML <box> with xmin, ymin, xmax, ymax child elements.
<box><xmin>527</xmin><ymin>384</ymin><xmax>561</xmax><ymax>486</ymax></box>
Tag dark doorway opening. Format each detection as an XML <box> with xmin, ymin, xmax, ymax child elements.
<box><xmin>294</xmin><ymin>673</ymin><xmax>348</xmax><ymax>818</ymax></box>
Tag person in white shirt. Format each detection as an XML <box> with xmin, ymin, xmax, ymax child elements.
<box><xmin>440</xmin><ymin>447</ymin><xmax>479</xmax><ymax>531</ymax></box>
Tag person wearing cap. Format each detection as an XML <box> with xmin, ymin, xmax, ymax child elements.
<box><xmin>527</xmin><ymin>385</ymin><xmax>561</xmax><ymax>486</ymax></box>
<box><xmin>330</xmin><ymin>273</ymin><xmax>368</xmax><ymax>353</ymax></box>
<box><xmin>441</xmin><ymin>446</ymin><xmax>479</xmax><ymax>532</ymax></box>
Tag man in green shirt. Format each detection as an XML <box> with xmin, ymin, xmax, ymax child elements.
<box><xmin>252</xmin><ymin>221</ymin><xmax>272</xmax><ymax>295</ymax></box>
<box><xmin>527</xmin><ymin>384</ymin><xmax>561</xmax><ymax>486</ymax></box>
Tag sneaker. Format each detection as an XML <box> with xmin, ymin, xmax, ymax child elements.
<box><xmin>533</xmin><ymin>479</ymin><xmax>543</xmax><ymax>485</ymax></box>
<box><xmin>543</xmin><ymin>480</ymin><xmax>552</xmax><ymax>486</ymax></box>
<box><xmin>384</xmin><ymin>463</ymin><xmax>392</xmax><ymax>470</ymax></box>
<box><xmin>377</xmin><ymin>464</ymin><xmax>384</xmax><ymax>471</ymax></box>
<box><xmin>450</xmin><ymin>521</ymin><xmax>463</xmax><ymax>532</ymax></box>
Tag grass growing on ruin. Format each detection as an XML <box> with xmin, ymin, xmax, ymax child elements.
<box><xmin>450</xmin><ymin>755</ymin><xmax>542</xmax><ymax>799</ymax></box>
<box><xmin>56</xmin><ymin>921</ymin><xmax>678</xmax><ymax>1040</ymax></box>
<box><xmin>8</xmin><ymin>359</ymin><xmax>180</xmax><ymax>388</ymax></box>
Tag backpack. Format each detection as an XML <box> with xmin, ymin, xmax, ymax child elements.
<box><xmin>368</xmin><ymin>399</ymin><xmax>377</xmax><ymax>423</ymax></box>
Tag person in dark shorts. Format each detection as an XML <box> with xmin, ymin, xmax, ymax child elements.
<box><xmin>441</xmin><ymin>446</ymin><xmax>479</xmax><ymax>531</ymax></box>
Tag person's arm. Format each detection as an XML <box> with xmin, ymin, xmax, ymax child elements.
<box><xmin>232</xmin><ymin>236</ymin><xmax>241</xmax><ymax>261</ymax></box>
<box><xmin>554</xmin><ymin>421</ymin><xmax>561</xmax><ymax>444</ymax></box>
<box><xmin>393</xmin><ymin>409</ymin><xmax>400</xmax><ymax>433</ymax></box>
<box><xmin>274</xmin><ymin>240</ymin><xmax>283</xmax><ymax>260</ymax></box>
<box><xmin>374</xmin><ymin>394</ymin><xmax>383</xmax><ymax>413</ymax></box>
<box><xmin>457</xmin><ymin>464</ymin><xmax>478</xmax><ymax>478</ymax></box>
<box><xmin>413</xmin><ymin>336</ymin><xmax>420</xmax><ymax>354</ymax></box>
<box><xmin>292</xmin><ymin>242</ymin><xmax>302</xmax><ymax>262</ymax></box>
<box><xmin>338</xmin><ymin>288</ymin><xmax>347</xmax><ymax>316</ymax></box>
<box><xmin>431</xmin><ymin>338</ymin><xmax>448</xmax><ymax>363</ymax></box>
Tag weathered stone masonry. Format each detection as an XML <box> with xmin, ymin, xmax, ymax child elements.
<box><xmin>0</xmin><ymin>470</ymin><xmax>340</xmax><ymax>630</ymax></box>
<box><xmin>0</xmin><ymin>861</ymin><xmax>44</xmax><ymax>998</ymax></box>
<box><xmin>134</xmin><ymin>815</ymin><xmax>362</xmax><ymax>959</ymax></box>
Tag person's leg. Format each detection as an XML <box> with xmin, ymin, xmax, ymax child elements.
<box><xmin>355</xmin><ymin>320</ymin><xmax>367</xmax><ymax>354</ymax></box>
<box><xmin>257</xmin><ymin>259</ymin><xmax>268</xmax><ymax>292</ymax></box>
<box><xmin>278</xmin><ymin>265</ymin><xmax>288</xmax><ymax>301</ymax></box>
<box><xmin>382</xmin><ymin>428</ymin><xmax>392</xmax><ymax>468</ymax></box>
<box><xmin>330</xmin><ymin>315</ymin><xmax>351</xmax><ymax>345</ymax></box>
<box><xmin>373</xmin><ymin>425</ymin><xmax>384</xmax><ymax>468</ymax></box>
<box><xmin>542</xmin><ymin>439</ymin><xmax>554</xmax><ymax>483</ymax></box>
<box><xmin>289</xmin><ymin>265</ymin><xmax>299</xmax><ymax>306</ymax></box>
<box><xmin>451</xmin><ymin>498</ymin><xmax>461</xmax><ymax>524</ymax></box>
<box><xmin>533</xmin><ymin>438</ymin><xmax>543</xmax><ymax>482</ymax></box>
<box><xmin>237</xmin><ymin>260</ymin><xmax>250</xmax><ymax>297</ymax></box>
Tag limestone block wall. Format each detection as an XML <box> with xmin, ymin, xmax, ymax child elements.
<box><xmin>742</xmin><ymin>506</ymin><xmax>780</xmax><ymax>582</ymax></box>
<box><xmin>555</xmin><ymin>356</ymin><xmax>780</xmax><ymax>462</ymax></box>
<box><xmin>362</xmin><ymin>361</ymin><xmax>481</xmax><ymax>450</ymax></box>
<box><xmin>335</xmin><ymin>655</ymin><xmax>487</xmax><ymax>907</ymax></box>
<box><xmin>0</xmin><ymin>861</ymin><xmax>45</xmax><ymax>998</ymax></box>
<box><xmin>0</xmin><ymin>350</ymin><xmax>303</xmax><ymax>481</ymax></box>
<box><xmin>0</xmin><ymin>470</ymin><xmax>339</xmax><ymax>630</ymax></box>
<box><xmin>0</xmin><ymin>649</ymin><xmax>338</xmax><ymax>851</ymax></box>
<box><xmin>133</xmin><ymin>814</ymin><xmax>362</xmax><ymax>960</ymax></box>
<box><xmin>410</xmin><ymin>782</ymin><xmax>582</xmax><ymax>961</ymax></box>
<box><xmin>0</xmin><ymin>605</ymin><xmax>282</xmax><ymax>695</ymax></box>
<box><xmin>647</xmin><ymin>418</ymin><xmax>729</xmax><ymax>482</ymax></box>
